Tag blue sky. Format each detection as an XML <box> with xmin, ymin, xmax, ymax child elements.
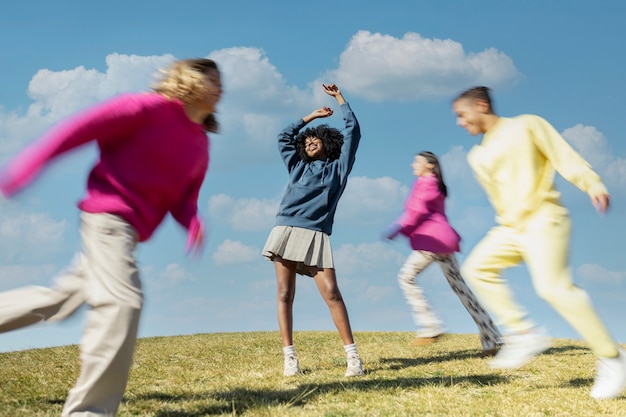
<box><xmin>0</xmin><ymin>0</ymin><xmax>624</xmax><ymax>352</ymax></box>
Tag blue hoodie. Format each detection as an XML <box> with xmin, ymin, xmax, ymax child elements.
<box><xmin>274</xmin><ymin>103</ymin><xmax>360</xmax><ymax>235</ymax></box>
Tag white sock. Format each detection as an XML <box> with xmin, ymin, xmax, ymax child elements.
<box><xmin>344</xmin><ymin>343</ymin><xmax>358</xmax><ymax>356</ymax></box>
<box><xmin>283</xmin><ymin>345</ymin><xmax>296</xmax><ymax>357</ymax></box>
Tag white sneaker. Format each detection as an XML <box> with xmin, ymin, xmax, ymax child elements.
<box><xmin>489</xmin><ymin>327</ymin><xmax>551</xmax><ymax>369</ymax></box>
<box><xmin>345</xmin><ymin>352</ymin><xmax>364</xmax><ymax>377</ymax></box>
<box><xmin>283</xmin><ymin>355</ymin><xmax>300</xmax><ymax>376</ymax></box>
<box><xmin>590</xmin><ymin>348</ymin><xmax>626</xmax><ymax>400</ymax></box>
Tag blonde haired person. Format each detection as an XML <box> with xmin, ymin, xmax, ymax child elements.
<box><xmin>453</xmin><ymin>86</ymin><xmax>625</xmax><ymax>400</ymax></box>
<box><xmin>0</xmin><ymin>58</ymin><xmax>221</xmax><ymax>416</ymax></box>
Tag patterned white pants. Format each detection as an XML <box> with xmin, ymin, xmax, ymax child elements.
<box><xmin>398</xmin><ymin>250</ymin><xmax>501</xmax><ymax>350</ymax></box>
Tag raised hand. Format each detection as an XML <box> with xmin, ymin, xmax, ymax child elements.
<box><xmin>322</xmin><ymin>83</ymin><xmax>346</xmax><ymax>105</ymax></box>
<box><xmin>303</xmin><ymin>106</ymin><xmax>333</xmax><ymax>123</ymax></box>
<box><xmin>322</xmin><ymin>83</ymin><xmax>341</xmax><ymax>96</ymax></box>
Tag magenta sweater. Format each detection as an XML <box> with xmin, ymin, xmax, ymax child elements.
<box><xmin>0</xmin><ymin>93</ymin><xmax>209</xmax><ymax>242</ymax></box>
<box><xmin>394</xmin><ymin>174</ymin><xmax>461</xmax><ymax>254</ymax></box>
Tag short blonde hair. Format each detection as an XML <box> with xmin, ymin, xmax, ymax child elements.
<box><xmin>152</xmin><ymin>58</ymin><xmax>220</xmax><ymax>132</ymax></box>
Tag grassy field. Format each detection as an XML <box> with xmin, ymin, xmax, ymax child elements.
<box><xmin>1</xmin><ymin>331</ymin><xmax>626</xmax><ymax>416</ymax></box>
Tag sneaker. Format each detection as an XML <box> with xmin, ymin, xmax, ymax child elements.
<box><xmin>345</xmin><ymin>352</ymin><xmax>364</xmax><ymax>377</ymax></box>
<box><xmin>479</xmin><ymin>347</ymin><xmax>500</xmax><ymax>358</ymax></box>
<box><xmin>590</xmin><ymin>348</ymin><xmax>626</xmax><ymax>400</ymax></box>
<box><xmin>411</xmin><ymin>334</ymin><xmax>443</xmax><ymax>346</ymax></box>
<box><xmin>283</xmin><ymin>355</ymin><xmax>300</xmax><ymax>376</ymax></box>
<box><xmin>489</xmin><ymin>327</ymin><xmax>551</xmax><ymax>369</ymax></box>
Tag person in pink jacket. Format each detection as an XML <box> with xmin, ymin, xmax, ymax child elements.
<box><xmin>384</xmin><ymin>151</ymin><xmax>501</xmax><ymax>355</ymax></box>
<box><xmin>0</xmin><ymin>58</ymin><xmax>221</xmax><ymax>416</ymax></box>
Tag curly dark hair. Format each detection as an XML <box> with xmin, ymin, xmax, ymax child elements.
<box><xmin>295</xmin><ymin>124</ymin><xmax>344</xmax><ymax>162</ymax></box>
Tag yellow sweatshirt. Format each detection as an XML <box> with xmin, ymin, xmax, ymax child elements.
<box><xmin>467</xmin><ymin>114</ymin><xmax>608</xmax><ymax>228</ymax></box>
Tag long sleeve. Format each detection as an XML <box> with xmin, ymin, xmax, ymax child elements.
<box><xmin>469</xmin><ymin>114</ymin><xmax>609</xmax><ymax>228</ymax></box>
<box><xmin>336</xmin><ymin>103</ymin><xmax>361</xmax><ymax>181</ymax></box>
<box><xmin>0</xmin><ymin>94</ymin><xmax>145</xmax><ymax>197</ymax></box>
<box><xmin>529</xmin><ymin>116</ymin><xmax>608</xmax><ymax>197</ymax></box>
<box><xmin>170</xmin><ymin>166</ymin><xmax>208</xmax><ymax>230</ymax></box>
<box><xmin>396</xmin><ymin>177</ymin><xmax>440</xmax><ymax>235</ymax></box>
<box><xmin>277</xmin><ymin>119</ymin><xmax>307</xmax><ymax>172</ymax></box>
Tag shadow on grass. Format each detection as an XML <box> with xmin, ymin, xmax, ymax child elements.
<box><xmin>133</xmin><ymin>373</ymin><xmax>507</xmax><ymax>416</ymax></box>
<box><xmin>376</xmin><ymin>344</ymin><xmax>592</xmax><ymax>371</ymax></box>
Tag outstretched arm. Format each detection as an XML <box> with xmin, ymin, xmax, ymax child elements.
<box><xmin>325</xmin><ymin>84</ymin><xmax>360</xmax><ymax>179</ymax></box>
<box><xmin>529</xmin><ymin>115</ymin><xmax>610</xmax><ymax>215</ymax></box>
<box><xmin>0</xmin><ymin>94</ymin><xmax>145</xmax><ymax>197</ymax></box>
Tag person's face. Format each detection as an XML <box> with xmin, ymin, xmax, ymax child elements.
<box><xmin>412</xmin><ymin>155</ymin><xmax>434</xmax><ymax>177</ymax></box>
<box><xmin>453</xmin><ymin>98</ymin><xmax>487</xmax><ymax>136</ymax></box>
<box><xmin>304</xmin><ymin>136</ymin><xmax>327</xmax><ymax>159</ymax></box>
<box><xmin>200</xmin><ymin>68</ymin><xmax>222</xmax><ymax>113</ymax></box>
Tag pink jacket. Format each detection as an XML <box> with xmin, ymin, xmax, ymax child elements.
<box><xmin>392</xmin><ymin>174</ymin><xmax>460</xmax><ymax>254</ymax></box>
<box><xmin>0</xmin><ymin>93</ymin><xmax>209</xmax><ymax>243</ymax></box>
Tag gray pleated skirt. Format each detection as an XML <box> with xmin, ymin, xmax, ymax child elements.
<box><xmin>262</xmin><ymin>225</ymin><xmax>334</xmax><ymax>277</ymax></box>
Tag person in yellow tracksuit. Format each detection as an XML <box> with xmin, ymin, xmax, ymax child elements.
<box><xmin>452</xmin><ymin>86</ymin><xmax>625</xmax><ymax>400</ymax></box>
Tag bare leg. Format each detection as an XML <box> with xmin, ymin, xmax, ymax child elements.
<box><xmin>274</xmin><ymin>257</ymin><xmax>297</xmax><ymax>347</ymax></box>
<box><xmin>313</xmin><ymin>268</ymin><xmax>354</xmax><ymax>345</ymax></box>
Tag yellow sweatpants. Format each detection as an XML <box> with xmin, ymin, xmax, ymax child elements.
<box><xmin>461</xmin><ymin>207</ymin><xmax>618</xmax><ymax>358</ymax></box>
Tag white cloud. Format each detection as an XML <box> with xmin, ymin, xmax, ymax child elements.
<box><xmin>577</xmin><ymin>263</ymin><xmax>626</xmax><ymax>284</ymax></box>
<box><xmin>0</xmin><ymin>212</ymin><xmax>65</xmax><ymax>243</ymax></box>
<box><xmin>334</xmin><ymin>241</ymin><xmax>405</xmax><ymax>275</ymax></box>
<box><xmin>0</xmin><ymin>263</ymin><xmax>59</xmax><ymax>289</ymax></box>
<box><xmin>562</xmin><ymin>124</ymin><xmax>626</xmax><ymax>188</ymax></box>
<box><xmin>440</xmin><ymin>145</ymin><xmax>471</xmax><ymax>183</ymax></box>
<box><xmin>363</xmin><ymin>285</ymin><xmax>396</xmax><ymax>304</ymax></box>
<box><xmin>207</xmin><ymin>47</ymin><xmax>314</xmax><ymax>165</ymax></box>
<box><xmin>337</xmin><ymin>176</ymin><xmax>408</xmax><ymax>224</ymax></box>
<box><xmin>212</xmin><ymin>239</ymin><xmax>259</xmax><ymax>266</ymax></box>
<box><xmin>159</xmin><ymin>263</ymin><xmax>196</xmax><ymax>285</ymax></box>
<box><xmin>0</xmin><ymin>53</ymin><xmax>174</xmax><ymax>158</ymax></box>
<box><xmin>326</xmin><ymin>30</ymin><xmax>521</xmax><ymax>102</ymax></box>
<box><xmin>0</xmin><ymin>212</ymin><xmax>67</xmax><ymax>262</ymax></box>
<box><xmin>208</xmin><ymin>194</ymin><xmax>278</xmax><ymax>232</ymax></box>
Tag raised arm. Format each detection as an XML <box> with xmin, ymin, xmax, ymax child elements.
<box><xmin>278</xmin><ymin>105</ymin><xmax>334</xmax><ymax>171</ymax></box>
<box><xmin>325</xmin><ymin>84</ymin><xmax>360</xmax><ymax>178</ymax></box>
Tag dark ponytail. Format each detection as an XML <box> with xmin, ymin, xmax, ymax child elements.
<box><xmin>418</xmin><ymin>151</ymin><xmax>447</xmax><ymax>197</ymax></box>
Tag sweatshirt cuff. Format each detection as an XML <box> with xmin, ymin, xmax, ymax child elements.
<box><xmin>587</xmin><ymin>182</ymin><xmax>609</xmax><ymax>198</ymax></box>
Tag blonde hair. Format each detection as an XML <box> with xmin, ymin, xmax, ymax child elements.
<box><xmin>152</xmin><ymin>58</ymin><xmax>220</xmax><ymax>132</ymax></box>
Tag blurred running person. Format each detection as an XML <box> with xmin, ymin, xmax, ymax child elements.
<box><xmin>453</xmin><ymin>86</ymin><xmax>625</xmax><ymax>400</ymax></box>
<box><xmin>0</xmin><ymin>58</ymin><xmax>222</xmax><ymax>416</ymax></box>
<box><xmin>384</xmin><ymin>151</ymin><xmax>501</xmax><ymax>356</ymax></box>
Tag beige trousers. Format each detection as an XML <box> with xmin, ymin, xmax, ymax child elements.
<box><xmin>461</xmin><ymin>209</ymin><xmax>618</xmax><ymax>358</ymax></box>
<box><xmin>0</xmin><ymin>212</ymin><xmax>143</xmax><ymax>416</ymax></box>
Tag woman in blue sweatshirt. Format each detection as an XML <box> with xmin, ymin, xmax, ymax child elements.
<box><xmin>263</xmin><ymin>83</ymin><xmax>363</xmax><ymax>377</ymax></box>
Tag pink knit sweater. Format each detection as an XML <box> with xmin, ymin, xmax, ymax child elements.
<box><xmin>395</xmin><ymin>174</ymin><xmax>461</xmax><ymax>254</ymax></box>
<box><xmin>0</xmin><ymin>93</ymin><xmax>209</xmax><ymax>242</ymax></box>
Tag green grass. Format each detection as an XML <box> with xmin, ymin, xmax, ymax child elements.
<box><xmin>1</xmin><ymin>331</ymin><xmax>625</xmax><ymax>416</ymax></box>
